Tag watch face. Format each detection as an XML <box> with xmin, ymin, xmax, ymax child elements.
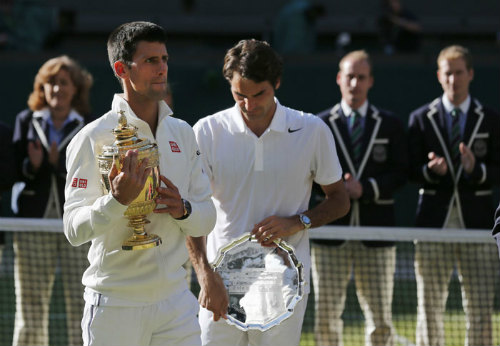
<box><xmin>300</xmin><ymin>214</ymin><xmax>311</xmax><ymax>228</ymax></box>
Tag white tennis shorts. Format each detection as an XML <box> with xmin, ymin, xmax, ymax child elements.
<box><xmin>82</xmin><ymin>289</ymin><xmax>201</xmax><ymax>346</ymax></box>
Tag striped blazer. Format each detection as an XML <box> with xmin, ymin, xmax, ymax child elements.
<box><xmin>408</xmin><ymin>97</ymin><xmax>500</xmax><ymax>229</ymax></box>
<box><xmin>312</xmin><ymin>102</ymin><xmax>408</xmax><ymax>247</ymax></box>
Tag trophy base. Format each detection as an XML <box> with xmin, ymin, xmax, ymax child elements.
<box><xmin>122</xmin><ymin>233</ymin><xmax>162</xmax><ymax>251</ymax></box>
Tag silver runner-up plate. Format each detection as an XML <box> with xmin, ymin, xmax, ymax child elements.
<box><xmin>211</xmin><ymin>233</ymin><xmax>305</xmax><ymax>331</ymax></box>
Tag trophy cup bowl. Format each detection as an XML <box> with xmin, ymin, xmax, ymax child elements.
<box><xmin>97</xmin><ymin>112</ymin><xmax>162</xmax><ymax>250</ymax></box>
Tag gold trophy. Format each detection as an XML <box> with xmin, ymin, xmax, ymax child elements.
<box><xmin>97</xmin><ymin>111</ymin><xmax>162</xmax><ymax>250</ymax></box>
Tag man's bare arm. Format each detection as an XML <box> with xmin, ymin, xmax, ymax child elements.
<box><xmin>252</xmin><ymin>180</ymin><xmax>350</xmax><ymax>244</ymax></box>
<box><xmin>186</xmin><ymin>236</ymin><xmax>228</xmax><ymax>321</ymax></box>
<box><xmin>309</xmin><ymin>179</ymin><xmax>351</xmax><ymax>227</ymax></box>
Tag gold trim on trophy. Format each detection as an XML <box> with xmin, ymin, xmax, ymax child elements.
<box><xmin>97</xmin><ymin>111</ymin><xmax>162</xmax><ymax>250</ymax></box>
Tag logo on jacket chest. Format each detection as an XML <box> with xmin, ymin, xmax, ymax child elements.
<box><xmin>169</xmin><ymin>141</ymin><xmax>181</xmax><ymax>153</ymax></box>
<box><xmin>472</xmin><ymin>139</ymin><xmax>487</xmax><ymax>158</ymax></box>
<box><xmin>372</xmin><ymin>144</ymin><xmax>388</xmax><ymax>163</ymax></box>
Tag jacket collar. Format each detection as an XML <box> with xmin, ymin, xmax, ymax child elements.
<box><xmin>441</xmin><ymin>94</ymin><xmax>471</xmax><ymax>115</ymax></box>
<box><xmin>328</xmin><ymin>102</ymin><xmax>381</xmax><ymax>179</ymax></box>
<box><xmin>33</xmin><ymin>107</ymin><xmax>84</xmax><ymax>125</ymax></box>
<box><xmin>340</xmin><ymin>99</ymin><xmax>369</xmax><ymax>118</ymax></box>
<box><xmin>110</xmin><ymin>94</ymin><xmax>173</xmax><ymax>137</ymax></box>
<box><xmin>111</xmin><ymin>94</ymin><xmax>173</xmax><ymax>122</ymax></box>
<box><xmin>31</xmin><ymin>108</ymin><xmax>85</xmax><ymax>151</ymax></box>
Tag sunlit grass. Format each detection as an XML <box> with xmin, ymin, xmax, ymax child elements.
<box><xmin>300</xmin><ymin>312</ymin><xmax>500</xmax><ymax>346</ymax></box>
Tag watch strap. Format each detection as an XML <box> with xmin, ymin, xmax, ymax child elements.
<box><xmin>175</xmin><ymin>199</ymin><xmax>191</xmax><ymax>220</ymax></box>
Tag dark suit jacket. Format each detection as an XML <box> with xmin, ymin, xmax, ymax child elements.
<box><xmin>493</xmin><ymin>202</ymin><xmax>500</xmax><ymax>236</ymax></box>
<box><xmin>312</xmin><ymin>103</ymin><xmax>408</xmax><ymax>247</ymax></box>
<box><xmin>12</xmin><ymin>109</ymin><xmax>86</xmax><ymax>218</ymax></box>
<box><xmin>0</xmin><ymin>121</ymin><xmax>16</xmax><ymax>194</ymax></box>
<box><xmin>408</xmin><ymin>97</ymin><xmax>500</xmax><ymax>229</ymax></box>
<box><xmin>0</xmin><ymin>121</ymin><xmax>16</xmax><ymax>245</ymax></box>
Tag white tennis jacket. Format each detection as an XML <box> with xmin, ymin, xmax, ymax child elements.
<box><xmin>63</xmin><ymin>94</ymin><xmax>215</xmax><ymax>306</ymax></box>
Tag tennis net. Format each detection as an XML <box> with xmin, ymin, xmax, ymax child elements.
<box><xmin>0</xmin><ymin>218</ymin><xmax>498</xmax><ymax>346</ymax></box>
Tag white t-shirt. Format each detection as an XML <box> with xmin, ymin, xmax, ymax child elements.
<box><xmin>194</xmin><ymin>99</ymin><xmax>342</xmax><ymax>291</ymax></box>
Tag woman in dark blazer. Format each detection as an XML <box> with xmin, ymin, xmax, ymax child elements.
<box><xmin>11</xmin><ymin>55</ymin><xmax>93</xmax><ymax>346</ymax></box>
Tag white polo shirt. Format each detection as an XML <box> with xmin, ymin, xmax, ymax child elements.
<box><xmin>194</xmin><ymin>99</ymin><xmax>342</xmax><ymax>291</ymax></box>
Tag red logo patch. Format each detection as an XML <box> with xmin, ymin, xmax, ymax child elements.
<box><xmin>72</xmin><ymin>178</ymin><xmax>78</xmax><ymax>187</ymax></box>
<box><xmin>169</xmin><ymin>141</ymin><xmax>181</xmax><ymax>153</ymax></box>
<box><xmin>78</xmin><ymin>179</ymin><xmax>88</xmax><ymax>189</ymax></box>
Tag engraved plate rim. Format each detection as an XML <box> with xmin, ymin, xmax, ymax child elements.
<box><xmin>211</xmin><ymin>233</ymin><xmax>305</xmax><ymax>332</ymax></box>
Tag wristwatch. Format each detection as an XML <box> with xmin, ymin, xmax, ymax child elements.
<box><xmin>176</xmin><ymin>199</ymin><xmax>192</xmax><ymax>220</ymax></box>
<box><xmin>299</xmin><ymin>213</ymin><xmax>311</xmax><ymax>230</ymax></box>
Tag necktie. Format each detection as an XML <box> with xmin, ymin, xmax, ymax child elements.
<box><xmin>350</xmin><ymin>111</ymin><xmax>363</xmax><ymax>168</ymax></box>
<box><xmin>450</xmin><ymin>108</ymin><xmax>461</xmax><ymax>170</ymax></box>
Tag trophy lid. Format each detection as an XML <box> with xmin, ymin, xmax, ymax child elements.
<box><xmin>112</xmin><ymin>111</ymin><xmax>139</xmax><ymax>146</ymax></box>
<box><xmin>97</xmin><ymin>110</ymin><xmax>159</xmax><ymax>169</ymax></box>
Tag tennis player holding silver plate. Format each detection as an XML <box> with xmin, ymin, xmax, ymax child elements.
<box><xmin>211</xmin><ymin>233</ymin><xmax>304</xmax><ymax>331</ymax></box>
<box><xmin>187</xmin><ymin>39</ymin><xmax>349</xmax><ymax>346</ymax></box>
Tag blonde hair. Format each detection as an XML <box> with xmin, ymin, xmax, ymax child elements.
<box><xmin>437</xmin><ymin>45</ymin><xmax>473</xmax><ymax>70</ymax></box>
<box><xmin>339</xmin><ymin>50</ymin><xmax>372</xmax><ymax>75</ymax></box>
<box><xmin>28</xmin><ymin>55</ymin><xmax>94</xmax><ymax>115</ymax></box>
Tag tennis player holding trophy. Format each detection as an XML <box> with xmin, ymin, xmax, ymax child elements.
<box><xmin>63</xmin><ymin>21</ymin><xmax>215</xmax><ymax>345</ymax></box>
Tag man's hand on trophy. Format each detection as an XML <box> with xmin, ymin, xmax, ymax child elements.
<box><xmin>109</xmin><ymin>150</ymin><xmax>151</xmax><ymax>206</ymax></box>
<box><xmin>153</xmin><ymin>175</ymin><xmax>185</xmax><ymax>218</ymax></box>
<box><xmin>252</xmin><ymin>215</ymin><xmax>303</xmax><ymax>247</ymax></box>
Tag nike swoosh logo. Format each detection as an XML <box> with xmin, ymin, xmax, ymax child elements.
<box><xmin>288</xmin><ymin>128</ymin><xmax>302</xmax><ymax>133</ymax></box>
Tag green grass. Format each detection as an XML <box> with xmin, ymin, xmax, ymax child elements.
<box><xmin>2</xmin><ymin>276</ymin><xmax>500</xmax><ymax>346</ymax></box>
<box><xmin>300</xmin><ymin>312</ymin><xmax>500</xmax><ymax>346</ymax></box>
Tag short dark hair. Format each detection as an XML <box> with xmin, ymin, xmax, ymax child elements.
<box><xmin>107</xmin><ymin>21</ymin><xmax>167</xmax><ymax>79</ymax></box>
<box><xmin>222</xmin><ymin>39</ymin><xmax>283</xmax><ymax>88</ymax></box>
